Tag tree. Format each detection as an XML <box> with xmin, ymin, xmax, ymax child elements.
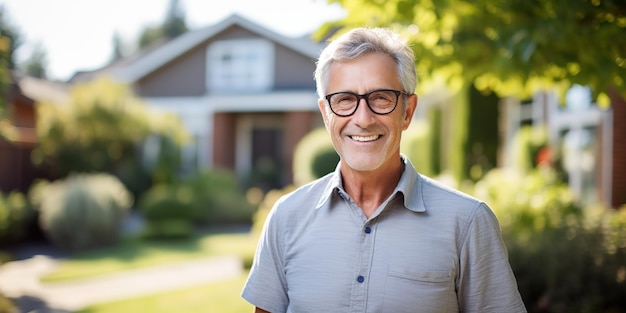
<box><xmin>110</xmin><ymin>31</ymin><xmax>127</xmax><ymax>62</ymax></box>
<box><xmin>33</xmin><ymin>77</ymin><xmax>190</xmax><ymax>197</ymax></box>
<box><xmin>0</xmin><ymin>27</ymin><xmax>10</xmax><ymax>117</ymax></box>
<box><xmin>0</xmin><ymin>6</ymin><xmax>22</xmax><ymax>71</ymax></box>
<box><xmin>21</xmin><ymin>42</ymin><xmax>47</xmax><ymax>79</ymax></box>
<box><xmin>317</xmin><ymin>0</ymin><xmax>626</xmax><ymax>104</ymax></box>
<box><xmin>0</xmin><ymin>5</ymin><xmax>22</xmax><ymax>117</ymax></box>
<box><xmin>138</xmin><ymin>0</ymin><xmax>188</xmax><ymax>49</ymax></box>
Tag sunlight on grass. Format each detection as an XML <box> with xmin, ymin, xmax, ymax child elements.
<box><xmin>77</xmin><ymin>272</ymin><xmax>254</xmax><ymax>313</ymax></box>
<box><xmin>42</xmin><ymin>231</ymin><xmax>257</xmax><ymax>282</ymax></box>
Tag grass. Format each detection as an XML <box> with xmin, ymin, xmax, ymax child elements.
<box><xmin>76</xmin><ymin>271</ymin><xmax>255</xmax><ymax>313</ymax></box>
<box><xmin>41</xmin><ymin>228</ymin><xmax>258</xmax><ymax>282</ymax></box>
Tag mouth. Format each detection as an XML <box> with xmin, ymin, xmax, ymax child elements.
<box><xmin>350</xmin><ymin>135</ymin><xmax>381</xmax><ymax>142</ymax></box>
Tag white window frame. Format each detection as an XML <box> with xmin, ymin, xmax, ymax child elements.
<box><xmin>206</xmin><ymin>39</ymin><xmax>274</xmax><ymax>93</ymax></box>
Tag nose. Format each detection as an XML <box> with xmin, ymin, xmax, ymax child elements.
<box><xmin>351</xmin><ymin>98</ymin><xmax>376</xmax><ymax>127</ymax></box>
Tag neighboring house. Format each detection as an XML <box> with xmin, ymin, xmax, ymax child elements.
<box><xmin>499</xmin><ymin>86</ymin><xmax>625</xmax><ymax>208</ymax></box>
<box><xmin>72</xmin><ymin>14</ymin><xmax>327</xmax><ymax>190</ymax></box>
<box><xmin>0</xmin><ymin>75</ymin><xmax>68</xmax><ymax>193</ymax></box>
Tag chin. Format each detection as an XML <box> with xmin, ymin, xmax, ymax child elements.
<box><xmin>342</xmin><ymin>156</ymin><xmax>385</xmax><ymax>172</ymax></box>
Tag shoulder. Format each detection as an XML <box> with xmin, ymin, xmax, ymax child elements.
<box><xmin>418</xmin><ymin>174</ymin><xmax>483</xmax><ymax>208</ymax></box>
<box><xmin>269</xmin><ymin>173</ymin><xmax>335</xmax><ymax>221</ymax></box>
<box><xmin>415</xmin><ymin>173</ymin><xmax>497</xmax><ymax>227</ymax></box>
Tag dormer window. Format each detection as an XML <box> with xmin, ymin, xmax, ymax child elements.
<box><xmin>207</xmin><ymin>39</ymin><xmax>274</xmax><ymax>93</ymax></box>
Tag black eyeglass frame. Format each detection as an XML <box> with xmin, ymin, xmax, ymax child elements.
<box><xmin>324</xmin><ymin>89</ymin><xmax>408</xmax><ymax>117</ymax></box>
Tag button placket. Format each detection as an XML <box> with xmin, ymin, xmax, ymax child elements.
<box><xmin>350</xmin><ymin>221</ymin><xmax>375</xmax><ymax>312</ymax></box>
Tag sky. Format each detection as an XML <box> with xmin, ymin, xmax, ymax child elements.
<box><xmin>1</xmin><ymin>0</ymin><xmax>346</xmax><ymax>81</ymax></box>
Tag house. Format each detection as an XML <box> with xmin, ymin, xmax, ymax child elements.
<box><xmin>0</xmin><ymin>75</ymin><xmax>68</xmax><ymax>193</ymax></box>
<box><xmin>499</xmin><ymin>86</ymin><xmax>625</xmax><ymax>208</ymax></box>
<box><xmin>73</xmin><ymin>14</ymin><xmax>328</xmax><ymax>189</ymax></box>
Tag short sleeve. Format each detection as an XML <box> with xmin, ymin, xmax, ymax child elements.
<box><xmin>456</xmin><ymin>202</ymin><xmax>527</xmax><ymax>313</ymax></box>
<box><xmin>241</xmin><ymin>200</ymin><xmax>289</xmax><ymax>313</ymax></box>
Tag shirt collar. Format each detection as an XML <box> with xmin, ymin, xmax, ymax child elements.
<box><xmin>314</xmin><ymin>154</ymin><xmax>426</xmax><ymax>213</ymax></box>
<box><xmin>315</xmin><ymin>162</ymin><xmax>343</xmax><ymax>209</ymax></box>
<box><xmin>395</xmin><ymin>155</ymin><xmax>426</xmax><ymax>212</ymax></box>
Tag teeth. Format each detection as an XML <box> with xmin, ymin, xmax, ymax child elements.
<box><xmin>351</xmin><ymin>135</ymin><xmax>379</xmax><ymax>142</ymax></box>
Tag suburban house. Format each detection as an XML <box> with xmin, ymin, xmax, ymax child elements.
<box><xmin>0</xmin><ymin>75</ymin><xmax>67</xmax><ymax>193</ymax></box>
<box><xmin>499</xmin><ymin>86</ymin><xmax>625</xmax><ymax>208</ymax></box>
<box><xmin>72</xmin><ymin>14</ymin><xmax>328</xmax><ymax>189</ymax></box>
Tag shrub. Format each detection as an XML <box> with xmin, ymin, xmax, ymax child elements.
<box><xmin>137</xmin><ymin>184</ymin><xmax>195</xmax><ymax>239</ymax></box>
<box><xmin>293</xmin><ymin>127</ymin><xmax>337</xmax><ymax>186</ymax></box>
<box><xmin>37</xmin><ymin>173</ymin><xmax>133</xmax><ymax>251</ymax></box>
<box><xmin>471</xmin><ymin>167</ymin><xmax>626</xmax><ymax>312</ymax></box>
<box><xmin>250</xmin><ymin>185</ymin><xmax>296</xmax><ymax>237</ymax></box>
<box><xmin>138</xmin><ymin>170</ymin><xmax>256</xmax><ymax>239</ymax></box>
<box><xmin>311</xmin><ymin>147</ymin><xmax>339</xmax><ymax>179</ymax></box>
<box><xmin>0</xmin><ymin>191</ymin><xmax>34</xmax><ymax>245</ymax></box>
<box><xmin>400</xmin><ymin>120</ymin><xmax>435</xmax><ymax>177</ymax></box>
<box><xmin>185</xmin><ymin>169</ymin><xmax>256</xmax><ymax>225</ymax></box>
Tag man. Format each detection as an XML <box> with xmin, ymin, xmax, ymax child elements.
<box><xmin>242</xmin><ymin>27</ymin><xmax>526</xmax><ymax>313</ymax></box>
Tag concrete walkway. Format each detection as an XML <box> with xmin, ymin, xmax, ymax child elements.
<box><xmin>0</xmin><ymin>254</ymin><xmax>243</xmax><ymax>312</ymax></box>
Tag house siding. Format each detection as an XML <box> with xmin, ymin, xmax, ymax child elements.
<box><xmin>213</xmin><ymin>112</ymin><xmax>237</xmax><ymax>170</ymax></box>
<box><xmin>610</xmin><ymin>89</ymin><xmax>626</xmax><ymax>208</ymax></box>
<box><xmin>274</xmin><ymin>44</ymin><xmax>318</xmax><ymax>90</ymax></box>
<box><xmin>136</xmin><ymin>46</ymin><xmax>208</xmax><ymax>97</ymax></box>
<box><xmin>135</xmin><ymin>24</ymin><xmax>317</xmax><ymax>98</ymax></box>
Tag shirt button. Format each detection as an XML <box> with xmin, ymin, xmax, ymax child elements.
<box><xmin>364</xmin><ymin>226</ymin><xmax>372</xmax><ymax>234</ymax></box>
<box><xmin>357</xmin><ymin>275</ymin><xmax>365</xmax><ymax>283</ymax></box>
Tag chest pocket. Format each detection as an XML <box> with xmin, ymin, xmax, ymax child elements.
<box><xmin>382</xmin><ymin>266</ymin><xmax>456</xmax><ymax>313</ymax></box>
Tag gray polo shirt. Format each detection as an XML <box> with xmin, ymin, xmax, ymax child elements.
<box><xmin>242</xmin><ymin>156</ymin><xmax>526</xmax><ymax>313</ymax></box>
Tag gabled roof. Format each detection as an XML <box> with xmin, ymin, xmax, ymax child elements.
<box><xmin>114</xmin><ymin>13</ymin><xmax>326</xmax><ymax>83</ymax></box>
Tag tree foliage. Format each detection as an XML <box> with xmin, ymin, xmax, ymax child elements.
<box><xmin>138</xmin><ymin>0</ymin><xmax>188</xmax><ymax>49</ymax></box>
<box><xmin>317</xmin><ymin>0</ymin><xmax>626</xmax><ymax>104</ymax></box>
<box><xmin>0</xmin><ymin>6</ymin><xmax>22</xmax><ymax>71</ymax></box>
<box><xmin>21</xmin><ymin>42</ymin><xmax>47</xmax><ymax>79</ymax></box>
<box><xmin>0</xmin><ymin>6</ymin><xmax>21</xmax><ymax>117</ymax></box>
<box><xmin>33</xmin><ymin>77</ymin><xmax>189</xmax><ymax>189</ymax></box>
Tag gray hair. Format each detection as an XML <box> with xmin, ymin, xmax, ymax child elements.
<box><xmin>314</xmin><ymin>27</ymin><xmax>417</xmax><ymax>99</ymax></box>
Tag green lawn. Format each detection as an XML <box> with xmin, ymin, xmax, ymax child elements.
<box><xmin>42</xmin><ymin>229</ymin><xmax>257</xmax><ymax>282</ymax></box>
<box><xmin>77</xmin><ymin>271</ymin><xmax>254</xmax><ymax>313</ymax></box>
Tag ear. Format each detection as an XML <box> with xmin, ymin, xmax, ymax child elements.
<box><xmin>402</xmin><ymin>94</ymin><xmax>418</xmax><ymax>131</ymax></box>
<box><xmin>318</xmin><ymin>98</ymin><xmax>331</xmax><ymax>130</ymax></box>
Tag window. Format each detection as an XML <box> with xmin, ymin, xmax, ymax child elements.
<box><xmin>207</xmin><ymin>39</ymin><xmax>274</xmax><ymax>93</ymax></box>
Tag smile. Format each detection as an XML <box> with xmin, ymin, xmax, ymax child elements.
<box><xmin>350</xmin><ymin>135</ymin><xmax>380</xmax><ymax>142</ymax></box>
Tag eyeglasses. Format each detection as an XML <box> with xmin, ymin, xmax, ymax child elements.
<box><xmin>324</xmin><ymin>89</ymin><xmax>406</xmax><ymax>117</ymax></box>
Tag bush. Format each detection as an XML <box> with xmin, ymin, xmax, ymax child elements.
<box><xmin>293</xmin><ymin>127</ymin><xmax>337</xmax><ymax>186</ymax></box>
<box><xmin>37</xmin><ymin>173</ymin><xmax>133</xmax><ymax>251</ymax></box>
<box><xmin>250</xmin><ymin>185</ymin><xmax>296</xmax><ymax>237</ymax></box>
<box><xmin>471</xmin><ymin>167</ymin><xmax>626</xmax><ymax>312</ymax></box>
<box><xmin>185</xmin><ymin>170</ymin><xmax>256</xmax><ymax>225</ymax></box>
<box><xmin>400</xmin><ymin>120</ymin><xmax>435</xmax><ymax>177</ymax></box>
<box><xmin>311</xmin><ymin>147</ymin><xmax>339</xmax><ymax>179</ymax></box>
<box><xmin>138</xmin><ymin>170</ymin><xmax>256</xmax><ymax>239</ymax></box>
<box><xmin>137</xmin><ymin>184</ymin><xmax>195</xmax><ymax>239</ymax></box>
<box><xmin>0</xmin><ymin>191</ymin><xmax>35</xmax><ymax>245</ymax></box>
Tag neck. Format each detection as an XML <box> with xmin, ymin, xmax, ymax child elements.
<box><xmin>340</xmin><ymin>157</ymin><xmax>404</xmax><ymax>218</ymax></box>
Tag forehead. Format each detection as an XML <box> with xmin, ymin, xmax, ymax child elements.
<box><xmin>326</xmin><ymin>53</ymin><xmax>401</xmax><ymax>93</ymax></box>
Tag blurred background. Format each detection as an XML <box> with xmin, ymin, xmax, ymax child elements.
<box><xmin>0</xmin><ymin>0</ymin><xmax>624</xmax><ymax>312</ymax></box>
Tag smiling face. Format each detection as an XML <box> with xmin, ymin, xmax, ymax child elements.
<box><xmin>318</xmin><ymin>52</ymin><xmax>417</xmax><ymax>174</ymax></box>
